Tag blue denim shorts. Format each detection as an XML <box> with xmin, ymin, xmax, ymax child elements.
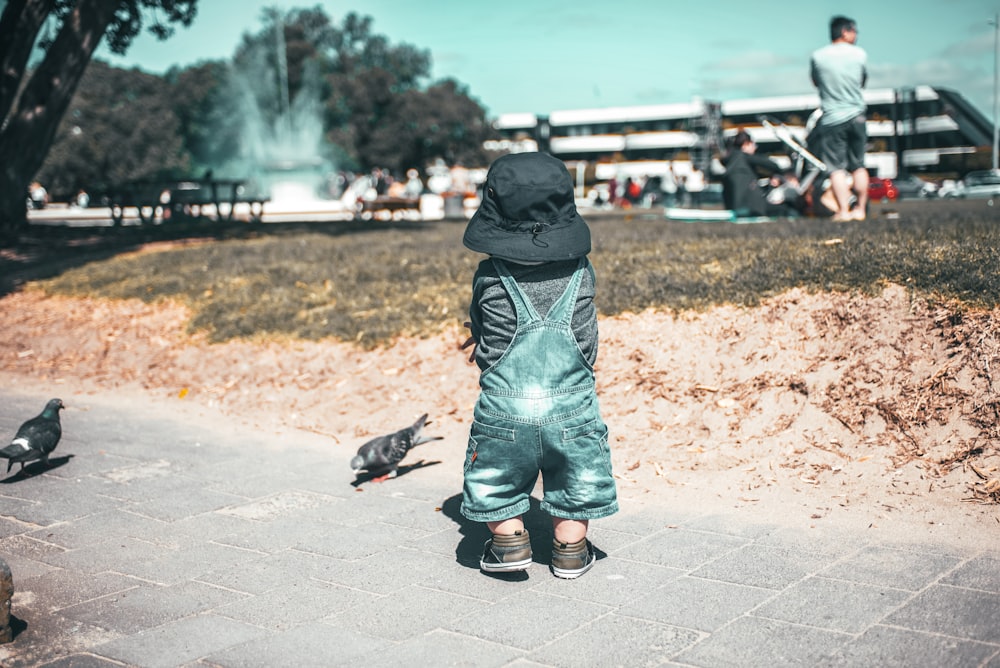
<box><xmin>460</xmin><ymin>396</ymin><xmax>619</xmax><ymax>523</ymax></box>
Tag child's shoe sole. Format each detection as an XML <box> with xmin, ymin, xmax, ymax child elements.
<box><xmin>551</xmin><ymin>538</ymin><xmax>596</xmax><ymax>579</ymax></box>
<box><xmin>480</xmin><ymin>557</ymin><xmax>533</xmax><ymax>573</ymax></box>
<box><xmin>551</xmin><ymin>560</ymin><xmax>594</xmax><ymax>579</ymax></box>
<box><xmin>479</xmin><ymin>531</ymin><xmax>532</xmax><ymax>572</ymax></box>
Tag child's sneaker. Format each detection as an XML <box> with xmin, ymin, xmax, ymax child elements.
<box><xmin>551</xmin><ymin>538</ymin><xmax>595</xmax><ymax>579</ymax></box>
<box><xmin>480</xmin><ymin>530</ymin><xmax>532</xmax><ymax>572</ymax></box>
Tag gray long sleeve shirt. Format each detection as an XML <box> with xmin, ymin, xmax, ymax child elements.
<box><xmin>468</xmin><ymin>258</ymin><xmax>598</xmax><ymax>372</ymax></box>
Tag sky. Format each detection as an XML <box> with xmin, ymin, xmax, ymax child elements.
<box><xmin>98</xmin><ymin>0</ymin><xmax>1000</xmax><ymax>121</ymax></box>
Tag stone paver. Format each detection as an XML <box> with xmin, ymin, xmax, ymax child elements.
<box><xmin>0</xmin><ymin>389</ymin><xmax>998</xmax><ymax>667</ymax></box>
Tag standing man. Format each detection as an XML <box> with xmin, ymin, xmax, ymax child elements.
<box><xmin>810</xmin><ymin>15</ymin><xmax>868</xmax><ymax>221</ymax></box>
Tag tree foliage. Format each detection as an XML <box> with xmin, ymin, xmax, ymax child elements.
<box><xmin>368</xmin><ymin>79</ymin><xmax>497</xmax><ymax>171</ymax></box>
<box><xmin>206</xmin><ymin>6</ymin><xmax>498</xmax><ymax>175</ymax></box>
<box><xmin>0</xmin><ymin>0</ymin><xmax>197</xmax><ymax>239</ymax></box>
<box><xmin>324</xmin><ymin>10</ymin><xmax>500</xmax><ymax>173</ymax></box>
<box><xmin>165</xmin><ymin>60</ymin><xmax>241</xmax><ymax>174</ymax></box>
<box><xmin>3</xmin><ymin>2</ymin><xmax>498</xmax><ymax>236</ymax></box>
<box><xmin>39</xmin><ymin>60</ymin><xmax>189</xmax><ymax>196</ymax></box>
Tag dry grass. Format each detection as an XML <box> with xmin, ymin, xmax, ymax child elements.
<box><xmin>21</xmin><ymin>199</ymin><xmax>1000</xmax><ymax>347</ymax></box>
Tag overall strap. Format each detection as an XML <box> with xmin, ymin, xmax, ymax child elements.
<box><xmin>546</xmin><ymin>258</ymin><xmax>586</xmax><ymax>325</ymax></box>
<box><xmin>492</xmin><ymin>257</ymin><xmax>586</xmax><ymax>326</ymax></box>
<box><xmin>492</xmin><ymin>258</ymin><xmax>541</xmax><ymax>324</ymax></box>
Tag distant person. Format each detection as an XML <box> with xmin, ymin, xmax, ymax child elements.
<box><xmin>676</xmin><ymin>170</ymin><xmax>687</xmax><ymax>208</ymax></box>
<box><xmin>373</xmin><ymin>167</ymin><xmax>390</xmax><ymax>196</ymax></box>
<box><xmin>640</xmin><ymin>175</ymin><xmax>662</xmax><ymax>207</ymax></box>
<box><xmin>620</xmin><ymin>177</ymin><xmax>639</xmax><ymax>208</ymax></box>
<box><xmin>403</xmin><ymin>168</ymin><xmax>424</xmax><ymax>199</ymax></box>
<box><xmin>810</xmin><ymin>15</ymin><xmax>868</xmax><ymax>221</ymax></box>
<box><xmin>722</xmin><ymin>130</ymin><xmax>799</xmax><ymax>217</ymax></box>
<box><xmin>628</xmin><ymin>177</ymin><xmax>642</xmax><ymax>204</ymax></box>
<box><xmin>28</xmin><ymin>181</ymin><xmax>48</xmax><ymax>209</ymax></box>
<box><xmin>460</xmin><ymin>152</ymin><xmax>617</xmax><ymax>579</ymax></box>
<box><xmin>426</xmin><ymin>158</ymin><xmax>453</xmax><ymax>194</ymax></box>
<box><xmin>685</xmin><ymin>165</ymin><xmax>706</xmax><ymax>208</ymax></box>
<box><xmin>450</xmin><ymin>162</ymin><xmax>471</xmax><ymax>195</ymax></box>
<box><xmin>387</xmin><ymin>178</ymin><xmax>407</xmax><ymax>198</ymax></box>
<box><xmin>661</xmin><ymin>164</ymin><xmax>679</xmax><ymax>207</ymax></box>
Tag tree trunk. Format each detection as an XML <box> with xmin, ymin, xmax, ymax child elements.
<box><xmin>0</xmin><ymin>0</ymin><xmax>119</xmax><ymax>242</ymax></box>
<box><xmin>0</xmin><ymin>0</ymin><xmax>57</xmax><ymax>124</ymax></box>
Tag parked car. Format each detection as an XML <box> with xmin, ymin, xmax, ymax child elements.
<box><xmin>957</xmin><ymin>169</ymin><xmax>1000</xmax><ymax>199</ymax></box>
<box><xmin>893</xmin><ymin>173</ymin><xmax>937</xmax><ymax>199</ymax></box>
<box><xmin>938</xmin><ymin>179</ymin><xmax>963</xmax><ymax>198</ymax></box>
<box><xmin>868</xmin><ymin>177</ymin><xmax>898</xmax><ymax>202</ymax></box>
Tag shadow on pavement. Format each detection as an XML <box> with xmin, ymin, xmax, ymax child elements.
<box><xmin>0</xmin><ymin>454</ymin><xmax>74</xmax><ymax>484</ymax></box>
<box><xmin>349</xmin><ymin>458</ymin><xmax>441</xmax><ymax>487</ymax></box>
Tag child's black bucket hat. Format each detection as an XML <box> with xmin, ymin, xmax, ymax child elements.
<box><xmin>463</xmin><ymin>152</ymin><xmax>591</xmax><ymax>263</ymax></box>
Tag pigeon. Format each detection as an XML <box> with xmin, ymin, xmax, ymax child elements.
<box><xmin>1</xmin><ymin>398</ymin><xmax>65</xmax><ymax>476</ymax></box>
<box><xmin>350</xmin><ymin>413</ymin><xmax>442</xmax><ymax>482</ymax></box>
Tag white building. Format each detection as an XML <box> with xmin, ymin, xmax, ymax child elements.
<box><xmin>491</xmin><ymin>87</ymin><xmax>992</xmax><ymax>181</ymax></box>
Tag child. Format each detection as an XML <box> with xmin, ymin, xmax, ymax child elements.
<box><xmin>460</xmin><ymin>152</ymin><xmax>618</xmax><ymax>579</ymax></box>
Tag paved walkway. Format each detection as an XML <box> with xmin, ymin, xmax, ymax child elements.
<box><xmin>0</xmin><ymin>389</ymin><xmax>998</xmax><ymax>667</ymax></box>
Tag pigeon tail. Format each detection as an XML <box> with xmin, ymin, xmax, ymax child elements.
<box><xmin>0</xmin><ymin>438</ymin><xmax>31</xmax><ymax>457</ymax></box>
<box><xmin>409</xmin><ymin>413</ymin><xmax>443</xmax><ymax>447</ymax></box>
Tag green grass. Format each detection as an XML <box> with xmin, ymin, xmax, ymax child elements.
<box><xmin>28</xmin><ymin>199</ymin><xmax>1000</xmax><ymax>346</ymax></box>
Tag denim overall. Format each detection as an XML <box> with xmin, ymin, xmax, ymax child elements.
<box><xmin>461</xmin><ymin>258</ymin><xmax>618</xmax><ymax>523</ymax></box>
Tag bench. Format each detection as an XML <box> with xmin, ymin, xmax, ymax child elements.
<box><xmin>106</xmin><ymin>179</ymin><xmax>269</xmax><ymax>225</ymax></box>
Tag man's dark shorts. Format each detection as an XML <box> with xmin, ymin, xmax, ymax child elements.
<box><xmin>818</xmin><ymin>114</ymin><xmax>867</xmax><ymax>173</ymax></box>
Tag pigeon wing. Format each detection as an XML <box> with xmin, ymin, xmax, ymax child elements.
<box><xmin>0</xmin><ymin>438</ymin><xmax>37</xmax><ymax>463</ymax></box>
<box><xmin>18</xmin><ymin>415</ymin><xmax>61</xmax><ymax>457</ymax></box>
<box><xmin>387</xmin><ymin>414</ymin><xmax>442</xmax><ymax>463</ymax></box>
<box><xmin>386</xmin><ymin>429</ymin><xmax>414</xmax><ymax>465</ymax></box>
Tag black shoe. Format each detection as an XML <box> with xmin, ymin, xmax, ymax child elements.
<box><xmin>551</xmin><ymin>538</ymin><xmax>595</xmax><ymax>579</ymax></box>
<box><xmin>480</xmin><ymin>530</ymin><xmax>532</xmax><ymax>572</ymax></box>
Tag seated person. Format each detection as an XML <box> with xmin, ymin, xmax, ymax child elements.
<box><xmin>722</xmin><ymin>130</ymin><xmax>799</xmax><ymax>217</ymax></box>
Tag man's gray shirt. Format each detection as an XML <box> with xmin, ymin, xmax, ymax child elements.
<box><xmin>811</xmin><ymin>42</ymin><xmax>867</xmax><ymax>126</ymax></box>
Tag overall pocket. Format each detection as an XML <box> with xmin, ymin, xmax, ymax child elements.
<box><xmin>562</xmin><ymin>417</ymin><xmax>612</xmax><ymax>477</ymax></box>
<box><xmin>464</xmin><ymin>421</ymin><xmax>516</xmax><ymax>473</ymax></box>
